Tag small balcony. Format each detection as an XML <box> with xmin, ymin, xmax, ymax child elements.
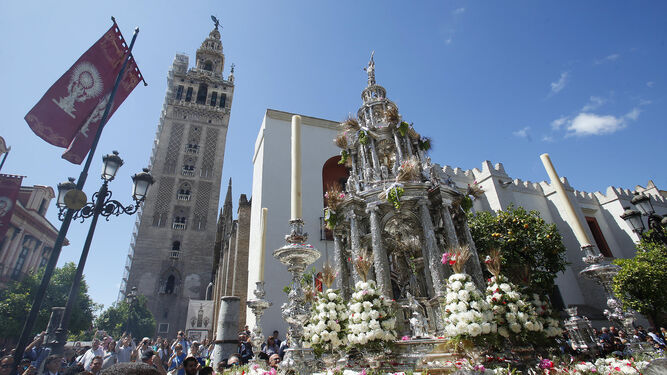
<box><xmin>185</xmin><ymin>144</ymin><xmax>199</xmax><ymax>155</ymax></box>
<box><xmin>181</xmin><ymin>169</ymin><xmax>195</xmax><ymax>177</ymax></box>
<box><xmin>169</xmin><ymin>250</ymin><xmax>181</xmax><ymax>260</ymax></box>
<box><xmin>172</xmin><ymin>222</ymin><xmax>186</xmax><ymax>230</ymax></box>
<box><xmin>177</xmin><ymin>194</ymin><xmax>191</xmax><ymax>201</ymax></box>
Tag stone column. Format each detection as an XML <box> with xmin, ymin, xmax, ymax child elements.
<box><xmin>332</xmin><ymin>231</ymin><xmax>350</xmax><ymax>299</ymax></box>
<box><xmin>440</xmin><ymin>205</ymin><xmax>460</xmax><ymax>249</ymax></box>
<box><xmin>349</xmin><ymin>153</ymin><xmax>361</xmax><ymax>192</ymax></box>
<box><xmin>359</xmin><ymin>145</ymin><xmax>370</xmax><ymax>182</ymax></box>
<box><xmin>367</xmin><ymin>204</ymin><xmax>392</xmax><ymax>297</ymax></box>
<box><xmin>405</xmin><ymin>135</ymin><xmax>413</xmax><ymax>157</ymax></box>
<box><xmin>369</xmin><ymin>138</ymin><xmax>381</xmax><ymax>180</ymax></box>
<box><xmin>0</xmin><ymin>228</ymin><xmax>23</xmax><ymax>265</ymax></box>
<box><xmin>462</xmin><ymin>220</ymin><xmax>486</xmax><ymax>289</ymax></box>
<box><xmin>392</xmin><ymin>130</ymin><xmax>404</xmax><ymax>163</ymax></box>
<box><xmin>346</xmin><ymin>211</ymin><xmax>362</xmax><ymax>284</ymax></box>
<box><xmin>418</xmin><ymin>199</ymin><xmax>446</xmax><ymax>296</ymax></box>
<box><xmin>212</xmin><ymin>296</ymin><xmax>240</xmax><ymax>369</ymax></box>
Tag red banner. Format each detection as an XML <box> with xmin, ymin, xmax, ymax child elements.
<box><xmin>24</xmin><ymin>22</ymin><xmax>130</xmax><ymax>148</ymax></box>
<box><xmin>0</xmin><ymin>175</ymin><xmax>23</xmax><ymax>242</ymax></box>
<box><xmin>62</xmin><ymin>56</ymin><xmax>143</xmax><ymax>164</ymax></box>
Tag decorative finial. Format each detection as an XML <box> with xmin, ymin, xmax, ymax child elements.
<box><xmin>364</xmin><ymin>51</ymin><xmax>376</xmax><ymax>86</ymax></box>
<box><xmin>230</xmin><ymin>63</ymin><xmax>235</xmax><ymax>74</ymax></box>
<box><xmin>210</xmin><ymin>15</ymin><xmax>221</xmax><ymax>30</ymax></box>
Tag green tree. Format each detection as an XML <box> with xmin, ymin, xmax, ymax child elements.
<box><xmin>468</xmin><ymin>206</ymin><xmax>568</xmax><ymax>296</ymax></box>
<box><xmin>95</xmin><ymin>295</ymin><xmax>156</xmax><ymax>339</ymax></box>
<box><xmin>612</xmin><ymin>234</ymin><xmax>667</xmax><ymax>327</ymax></box>
<box><xmin>0</xmin><ymin>262</ymin><xmax>98</xmax><ymax>341</ymax></box>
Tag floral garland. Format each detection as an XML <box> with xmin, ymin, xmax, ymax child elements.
<box><xmin>303</xmin><ymin>288</ymin><xmax>349</xmax><ymax>356</ymax></box>
<box><xmin>485</xmin><ymin>274</ymin><xmax>543</xmax><ymax>343</ymax></box>
<box><xmin>443</xmin><ymin>273</ymin><xmax>497</xmax><ymax>341</ymax></box>
<box><xmin>528</xmin><ymin>293</ymin><xmax>561</xmax><ymax>338</ymax></box>
<box><xmin>347</xmin><ymin>280</ymin><xmax>397</xmax><ymax>351</ymax></box>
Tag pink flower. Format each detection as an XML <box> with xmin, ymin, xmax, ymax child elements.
<box><xmin>441</xmin><ymin>252</ymin><xmax>451</xmax><ymax>265</ymax></box>
<box><xmin>401</xmin><ymin>336</ymin><xmax>411</xmax><ymax>341</ymax></box>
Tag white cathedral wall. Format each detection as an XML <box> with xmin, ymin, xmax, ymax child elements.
<box><xmin>246</xmin><ymin>109</ymin><xmax>340</xmax><ymax>335</ymax></box>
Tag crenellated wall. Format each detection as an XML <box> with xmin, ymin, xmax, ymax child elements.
<box><xmin>437</xmin><ymin>160</ymin><xmax>666</xmax><ymax>321</ymax></box>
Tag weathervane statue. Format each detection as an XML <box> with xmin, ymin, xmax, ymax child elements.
<box><xmin>211</xmin><ymin>15</ymin><xmax>221</xmax><ymax>30</ymax></box>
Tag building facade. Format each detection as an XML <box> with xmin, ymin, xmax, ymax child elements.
<box><xmin>211</xmin><ymin>180</ymin><xmax>251</xmax><ymax>335</ymax></box>
<box><xmin>121</xmin><ymin>24</ymin><xmax>235</xmax><ymax>338</ymax></box>
<box><xmin>0</xmin><ymin>184</ymin><xmax>66</xmax><ymax>286</ymax></box>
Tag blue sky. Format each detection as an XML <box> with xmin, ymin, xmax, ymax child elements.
<box><xmin>1</xmin><ymin>1</ymin><xmax>665</xmax><ymax>310</ymax></box>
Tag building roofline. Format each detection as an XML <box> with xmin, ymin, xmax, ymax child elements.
<box><xmin>265</xmin><ymin>108</ymin><xmax>339</xmax><ymax>130</ymax></box>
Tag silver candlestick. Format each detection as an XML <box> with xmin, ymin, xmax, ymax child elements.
<box><xmin>247</xmin><ymin>281</ymin><xmax>271</xmax><ymax>363</ymax></box>
<box><xmin>273</xmin><ymin>219</ymin><xmax>321</xmax><ymax>374</ymax></box>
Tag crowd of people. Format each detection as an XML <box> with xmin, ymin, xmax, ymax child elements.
<box><xmin>558</xmin><ymin>325</ymin><xmax>666</xmax><ymax>356</ymax></box>
<box><xmin>0</xmin><ymin>326</ymin><xmax>288</xmax><ymax>375</ymax></box>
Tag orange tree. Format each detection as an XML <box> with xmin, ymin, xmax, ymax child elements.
<box><xmin>468</xmin><ymin>206</ymin><xmax>568</xmax><ymax>296</ymax></box>
<box><xmin>612</xmin><ymin>235</ymin><xmax>667</xmax><ymax>327</ymax></box>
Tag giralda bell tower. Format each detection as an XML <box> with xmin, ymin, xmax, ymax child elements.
<box><xmin>122</xmin><ymin>19</ymin><xmax>235</xmax><ymax>337</ymax></box>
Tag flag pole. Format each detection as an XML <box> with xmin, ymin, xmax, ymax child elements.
<box><xmin>0</xmin><ymin>148</ymin><xmax>9</xmax><ymax>172</ymax></box>
<box><xmin>11</xmin><ymin>18</ymin><xmax>140</xmax><ymax>375</ymax></box>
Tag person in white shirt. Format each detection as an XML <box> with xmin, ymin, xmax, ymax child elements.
<box><xmin>101</xmin><ymin>340</ymin><xmax>118</xmax><ymax>369</ymax></box>
<box><xmin>78</xmin><ymin>339</ymin><xmax>104</xmax><ymax>371</ymax></box>
<box><xmin>115</xmin><ymin>334</ymin><xmax>136</xmax><ymax>363</ymax></box>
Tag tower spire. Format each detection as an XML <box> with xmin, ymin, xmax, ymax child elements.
<box><xmin>364</xmin><ymin>51</ymin><xmax>376</xmax><ymax>86</ymax></box>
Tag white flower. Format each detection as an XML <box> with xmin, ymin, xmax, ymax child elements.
<box><xmin>458</xmin><ymin>289</ymin><xmax>470</xmax><ymax>302</ymax></box>
<box><xmin>311</xmin><ymin>334</ymin><xmax>320</xmax><ymax>343</ymax></box>
<box><xmin>450</xmin><ymin>281</ymin><xmax>463</xmax><ymax>291</ymax></box>
<box><xmin>327</xmin><ymin>292</ymin><xmax>337</xmax><ymax>300</ymax></box>
<box><xmin>509</xmin><ymin>322</ymin><xmax>521</xmax><ymax>333</ymax></box>
<box><xmin>499</xmin><ymin>283</ymin><xmax>511</xmax><ymax>293</ymax></box>
<box><xmin>498</xmin><ymin>327</ymin><xmax>509</xmax><ymax>337</ymax></box>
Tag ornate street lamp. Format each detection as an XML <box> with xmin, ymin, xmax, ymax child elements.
<box><xmin>621</xmin><ymin>192</ymin><xmax>667</xmax><ymax>245</ymax></box>
<box><xmin>52</xmin><ymin>152</ymin><xmax>153</xmax><ymax>355</ymax></box>
<box><xmin>56</xmin><ymin>178</ymin><xmax>77</xmax><ymax>208</ymax></box>
<box><xmin>620</xmin><ymin>208</ymin><xmax>644</xmax><ymax>234</ymax></box>
<box><xmin>102</xmin><ymin>151</ymin><xmax>124</xmax><ymax>182</ymax></box>
<box><xmin>131</xmin><ymin>168</ymin><xmax>154</xmax><ymax>202</ymax></box>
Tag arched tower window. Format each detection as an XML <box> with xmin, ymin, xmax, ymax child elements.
<box><xmin>203</xmin><ymin>60</ymin><xmax>213</xmax><ymax>71</ymax></box>
<box><xmin>165</xmin><ymin>275</ymin><xmax>176</xmax><ymax>294</ymax></box>
<box><xmin>185</xmin><ymin>87</ymin><xmax>193</xmax><ymax>102</ymax></box>
<box><xmin>172</xmin><ymin>241</ymin><xmax>181</xmax><ymax>250</ymax></box>
<box><xmin>196</xmin><ymin>84</ymin><xmax>208</xmax><ymax>105</ymax></box>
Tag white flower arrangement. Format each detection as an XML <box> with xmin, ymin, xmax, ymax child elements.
<box><xmin>529</xmin><ymin>293</ymin><xmax>561</xmax><ymax>338</ymax></box>
<box><xmin>485</xmin><ymin>275</ymin><xmax>543</xmax><ymax>341</ymax></box>
<box><xmin>346</xmin><ymin>280</ymin><xmax>397</xmax><ymax>349</ymax></box>
<box><xmin>443</xmin><ymin>273</ymin><xmax>497</xmax><ymax>340</ymax></box>
<box><xmin>303</xmin><ymin>288</ymin><xmax>349</xmax><ymax>355</ymax></box>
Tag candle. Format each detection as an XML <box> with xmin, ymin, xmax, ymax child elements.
<box><xmin>291</xmin><ymin>115</ymin><xmax>302</xmax><ymax>220</ymax></box>
<box><xmin>259</xmin><ymin>207</ymin><xmax>268</xmax><ymax>282</ymax></box>
<box><xmin>540</xmin><ymin>153</ymin><xmax>593</xmax><ymax>248</ymax></box>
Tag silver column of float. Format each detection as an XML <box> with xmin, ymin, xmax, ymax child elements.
<box><xmin>246</xmin><ymin>281</ymin><xmax>271</xmax><ymax>365</ymax></box>
<box><xmin>274</xmin><ymin>219</ymin><xmax>320</xmax><ymax>374</ymax></box>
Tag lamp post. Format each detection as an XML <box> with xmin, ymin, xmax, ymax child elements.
<box><xmin>51</xmin><ymin>151</ymin><xmax>153</xmax><ymax>355</ymax></box>
<box><xmin>620</xmin><ymin>192</ymin><xmax>667</xmax><ymax>246</ymax></box>
<box><xmin>126</xmin><ymin>286</ymin><xmax>138</xmax><ymax>336</ymax></box>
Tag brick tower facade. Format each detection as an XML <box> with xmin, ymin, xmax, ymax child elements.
<box><xmin>121</xmin><ymin>22</ymin><xmax>234</xmax><ymax>338</ymax></box>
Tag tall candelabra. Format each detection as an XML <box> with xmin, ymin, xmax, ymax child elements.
<box><xmin>579</xmin><ymin>248</ymin><xmax>638</xmax><ymax>338</ymax></box>
<box><xmin>273</xmin><ymin>219</ymin><xmax>320</xmax><ymax>374</ymax></box>
<box><xmin>246</xmin><ymin>281</ymin><xmax>271</xmax><ymax>363</ymax></box>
